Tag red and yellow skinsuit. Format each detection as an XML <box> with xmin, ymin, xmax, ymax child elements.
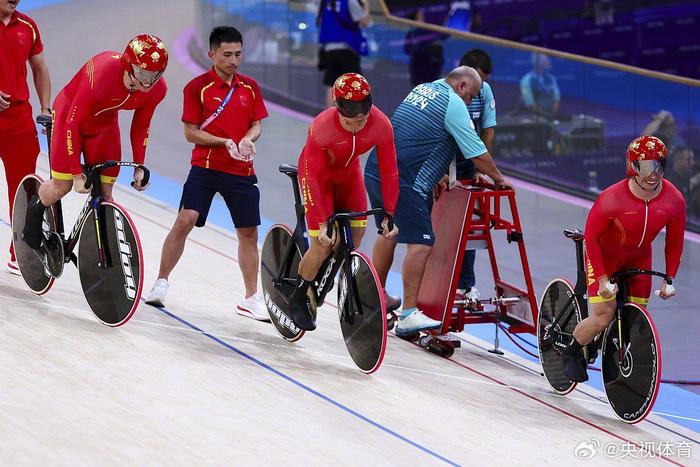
<box><xmin>298</xmin><ymin>106</ymin><xmax>399</xmax><ymax>235</ymax></box>
<box><xmin>584</xmin><ymin>179</ymin><xmax>686</xmax><ymax>303</ymax></box>
<box><xmin>50</xmin><ymin>51</ymin><xmax>167</xmax><ymax>183</ymax></box>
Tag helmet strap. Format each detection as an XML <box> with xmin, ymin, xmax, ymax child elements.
<box><xmin>127</xmin><ymin>72</ymin><xmax>138</xmax><ymax>90</ymax></box>
<box><xmin>633</xmin><ymin>174</ymin><xmax>661</xmax><ymax>193</ymax></box>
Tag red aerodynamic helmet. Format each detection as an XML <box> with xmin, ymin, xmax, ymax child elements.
<box><xmin>121</xmin><ymin>34</ymin><xmax>168</xmax><ymax>85</ymax></box>
<box><xmin>333</xmin><ymin>72</ymin><xmax>372</xmax><ymax>118</ymax></box>
<box><xmin>626</xmin><ymin>135</ymin><xmax>668</xmax><ymax>177</ymax></box>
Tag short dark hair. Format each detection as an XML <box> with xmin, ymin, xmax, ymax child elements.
<box><xmin>209</xmin><ymin>26</ymin><xmax>243</xmax><ymax>50</ymax></box>
<box><xmin>459</xmin><ymin>49</ymin><xmax>493</xmax><ymax>74</ymax></box>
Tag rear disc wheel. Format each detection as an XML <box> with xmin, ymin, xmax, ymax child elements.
<box><xmin>12</xmin><ymin>174</ymin><xmax>59</xmax><ymax>295</ymax></box>
<box><xmin>538</xmin><ymin>278</ymin><xmax>582</xmax><ymax>395</ymax></box>
<box><xmin>261</xmin><ymin>224</ymin><xmax>305</xmax><ymax>342</ymax></box>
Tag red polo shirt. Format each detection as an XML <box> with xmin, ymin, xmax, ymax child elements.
<box><xmin>0</xmin><ymin>11</ymin><xmax>43</xmax><ymax>104</ymax></box>
<box><xmin>182</xmin><ymin>68</ymin><xmax>268</xmax><ymax>176</ymax></box>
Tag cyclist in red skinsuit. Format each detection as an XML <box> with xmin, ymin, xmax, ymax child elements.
<box><xmin>48</xmin><ymin>50</ymin><xmax>166</xmax><ymax>185</ymax></box>
<box><xmin>562</xmin><ymin>135</ymin><xmax>686</xmax><ymax>382</ymax></box>
<box><xmin>299</xmin><ymin>105</ymin><xmax>399</xmax><ymax>234</ymax></box>
<box><xmin>288</xmin><ymin>73</ymin><xmax>400</xmax><ymax>331</ymax></box>
<box><xmin>23</xmin><ymin>34</ymin><xmax>168</xmax><ymax>251</ymax></box>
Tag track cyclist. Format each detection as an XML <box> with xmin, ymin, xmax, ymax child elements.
<box><xmin>561</xmin><ymin>135</ymin><xmax>686</xmax><ymax>382</ymax></box>
<box><xmin>287</xmin><ymin>72</ymin><xmax>399</xmax><ymax>331</ymax></box>
<box><xmin>23</xmin><ymin>34</ymin><xmax>168</xmax><ymax>250</ymax></box>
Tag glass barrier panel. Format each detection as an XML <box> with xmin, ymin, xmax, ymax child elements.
<box><xmin>195</xmin><ymin>0</ymin><xmax>700</xmax><ymax>231</ymax></box>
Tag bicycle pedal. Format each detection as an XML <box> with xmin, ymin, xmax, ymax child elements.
<box><xmin>43</xmin><ymin>232</ymin><xmax>65</xmax><ymax>277</ymax></box>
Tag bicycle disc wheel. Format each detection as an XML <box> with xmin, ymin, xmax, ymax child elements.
<box><xmin>261</xmin><ymin>224</ymin><xmax>305</xmax><ymax>342</ymax></box>
<box><xmin>602</xmin><ymin>303</ymin><xmax>661</xmax><ymax>424</ymax></box>
<box><xmin>538</xmin><ymin>278</ymin><xmax>582</xmax><ymax>395</ymax></box>
<box><xmin>337</xmin><ymin>251</ymin><xmax>387</xmax><ymax>374</ymax></box>
<box><xmin>12</xmin><ymin>174</ymin><xmax>59</xmax><ymax>295</ymax></box>
<box><xmin>78</xmin><ymin>201</ymin><xmax>143</xmax><ymax>327</ymax></box>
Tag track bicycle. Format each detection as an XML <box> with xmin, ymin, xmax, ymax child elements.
<box><xmin>11</xmin><ymin>115</ymin><xmax>149</xmax><ymax>326</ymax></box>
<box><xmin>260</xmin><ymin>164</ymin><xmax>392</xmax><ymax>374</ymax></box>
<box><xmin>538</xmin><ymin>229</ymin><xmax>667</xmax><ymax>423</ymax></box>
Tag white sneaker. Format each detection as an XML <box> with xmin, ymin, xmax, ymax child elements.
<box><xmin>5</xmin><ymin>260</ymin><xmax>20</xmax><ymax>276</ymax></box>
<box><xmin>465</xmin><ymin>287</ymin><xmax>480</xmax><ymax>301</ymax></box>
<box><xmin>396</xmin><ymin>309</ymin><xmax>442</xmax><ymax>335</ymax></box>
<box><xmin>237</xmin><ymin>292</ymin><xmax>271</xmax><ymax>322</ymax></box>
<box><xmin>145</xmin><ymin>278</ymin><xmax>169</xmax><ymax>307</ymax></box>
<box><xmin>456</xmin><ymin>287</ymin><xmax>480</xmax><ymax>301</ymax></box>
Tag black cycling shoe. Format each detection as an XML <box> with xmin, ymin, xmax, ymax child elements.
<box><xmin>22</xmin><ymin>196</ymin><xmax>46</xmax><ymax>250</ymax></box>
<box><xmin>561</xmin><ymin>344</ymin><xmax>589</xmax><ymax>382</ymax></box>
<box><xmin>288</xmin><ymin>295</ymin><xmax>317</xmax><ymax>331</ymax></box>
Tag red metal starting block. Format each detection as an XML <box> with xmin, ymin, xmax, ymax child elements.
<box><xmin>411</xmin><ymin>180</ymin><xmax>538</xmax><ymax>357</ymax></box>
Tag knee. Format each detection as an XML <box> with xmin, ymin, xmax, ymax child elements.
<box><xmin>174</xmin><ymin>210</ymin><xmax>198</xmax><ymax>232</ymax></box>
<box><xmin>46</xmin><ymin>179</ymin><xmax>71</xmax><ymax>198</ymax></box>
<box><xmin>409</xmin><ymin>244</ymin><xmax>432</xmax><ymax>259</ymax></box>
<box><xmin>237</xmin><ymin>227</ymin><xmax>258</xmax><ymax>242</ymax></box>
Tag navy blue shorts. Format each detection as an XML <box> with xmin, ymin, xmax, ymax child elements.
<box><xmin>180</xmin><ymin>166</ymin><xmax>260</xmax><ymax>228</ymax></box>
<box><xmin>365</xmin><ymin>174</ymin><xmax>434</xmax><ymax>246</ymax></box>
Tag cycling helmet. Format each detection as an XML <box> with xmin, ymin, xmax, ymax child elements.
<box><xmin>333</xmin><ymin>73</ymin><xmax>372</xmax><ymax>118</ymax></box>
<box><xmin>121</xmin><ymin>34</ymin><xmax>168</xmax><ymax>86</ymax></box>
<box><xmin>626</xmin><ymin>135</ymin><xmax>668</xmax><ymax>177</ymax></box>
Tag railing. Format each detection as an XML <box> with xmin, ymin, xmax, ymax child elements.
<box><xmin>195</xmin><ymin>0</ymin><xmax>700</xmax><ymax>232</ymax></box>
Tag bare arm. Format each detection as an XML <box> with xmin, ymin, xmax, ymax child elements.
<box><xmin>472</xmin><ymin>151</ymin><xmax>512</xmax><ymax>189</ymax></box>
<box><xmin>355</xmin><ymin>0</ymin><xmax>370</xmax><ymax>27</ymax></box>
<box><xmin>480</xmin><ymin>127</ymin><xmax>494</xmax><ymax>155</ymax></box>
<box><xmin>238</xmin><ymin>120</ymin><xmax>262</xmax><ymax>159</ymax></box>
<box><xmin>28</xmin><ymin>52</ymin><xmax>51</xmax><ymax>115</ymax></box>
<box><xmin>642</xmin><ymin>110</ymin><xmax>672</xmax><ymax>136</ymax></box>
<box><xmin>242</xmin><ymin>120</ymin><xmax>262</xmax><ymax>142</ymax></box>
<box><xmin>183</xmin><ymin>122</ymin><xmax>229</xmax><ymax>146</ymax></box>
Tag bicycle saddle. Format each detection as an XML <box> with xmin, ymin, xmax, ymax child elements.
<box><xmin>563</xmin><ymin>229</ymin><xmax>584</xmax><ymax>241</ymax></box>
<box><xmin>279</xmin><ymin>164</ymin><xmax>298</xmax><ymax>176</ymax></box>
<box><xmin>36</xmin><ymin>114</ymin><xmax>52</xmax><ymax>127</ymax></box>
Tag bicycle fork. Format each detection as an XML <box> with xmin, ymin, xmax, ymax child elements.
<box><xmin>91</xmin><ymin>198</ymin><xmax>109</xmax><ymax>268</ymax></box>
<box><xmin>339</xmin><ymin>223</ymin><xmax>364</xmax><ymax>325</ymax></box>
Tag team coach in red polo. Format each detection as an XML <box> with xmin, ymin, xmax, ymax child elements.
<box><xmin>145</xmin><ymin>26</ymin><xmax>270</xmax><ymax>321</ymax></box>
<box><xmin>0</xmin><ymin>0</ymin><xmax>52</xmax><ymax>274</ymax></box>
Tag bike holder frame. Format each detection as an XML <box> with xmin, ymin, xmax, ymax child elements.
<box><xmin>417</xmin><ymin>180</ymin><xmax>539</xmax><ymax>347</ymax></box>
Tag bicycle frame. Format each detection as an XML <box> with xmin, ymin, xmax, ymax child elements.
<box><xmin>543</xmin><ymin>230</ymin><xmax>589</xmax><ymax>346</ymax></box>
<box><xmin>548</xmin><ymin>229</ymin><xmax>672</xmax><ymax>364</ymax></box>
<box><xmin>274</xmin><ymin>165</ymin><xmax>392</xmax><ymax>310</ymax></box>
<box><xmin>35</xmin><ymin>116</ymin><xmax>150</xmax><ymax>270</ymax></box>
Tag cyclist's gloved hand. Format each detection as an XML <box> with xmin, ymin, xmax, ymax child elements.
<box><xmin>237</xmin><ymin>137</ymin><xmax>256</xmax><ymax>162</ymax></box>
<box><xmin>317</xmin><ymin>222</ymin><xmax>337</xmax><ymax>247</ymax></box>
<box><xmin>598</xmin><ymin>276</ymin><xmax>617</xmax><ymax>299</ymax></box>
<box><xmin>655</xmin><ymin>279</ymin><xmax>675</xmax><ymax>300</ymax></box>
<box><xmin>132</xmin><ymin>167</ymin><xmax>148</xmax><ymax>191</ymax></box>
<box><xmin>72</xmin><ymin>174</ymin><xmax>90</xmax><ymax>194</ymax></box>
<box><xmin>381</xmin><ymin>217</ymin><xmax>398</xmax><ymax>240</ymax></box>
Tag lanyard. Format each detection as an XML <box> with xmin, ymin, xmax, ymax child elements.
<box><xmin>199</xmin><ymin>84</ymin><xmax>236</xmax><ymax>131</ymax></box>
